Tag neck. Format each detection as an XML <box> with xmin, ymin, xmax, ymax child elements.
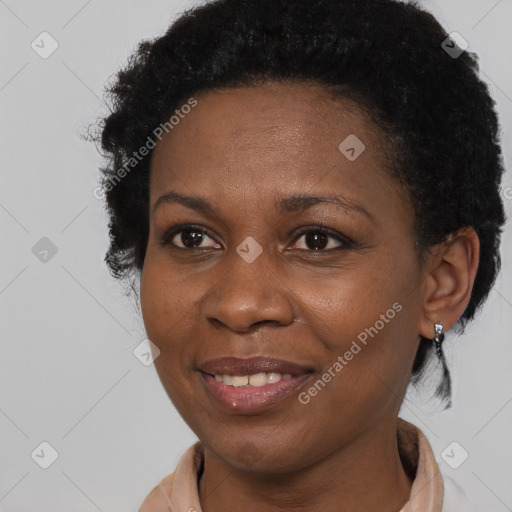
<box><xmin>198</xmin><ymin>420</ymin><xmax>413</xmax><ymax>512</ymax></box>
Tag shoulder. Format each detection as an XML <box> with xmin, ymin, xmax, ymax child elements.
<box><xmin>397</xmin><ymin>419</ymin><xmax>478</xmax><ymax>512</ymax></box>
<box><xmin>441</xmin><ymin>474</ymin><xmax>479</xmax><ymax>512</ymax></box>
<box><xmin>138</xmin><ymin>472</ymin><xmax>175</xmax><ymax>512</ymax></box>
<box><xmin>138</xmin><ymin>441</ymin><xmax>203</xmax><ymax>512</ymax></box>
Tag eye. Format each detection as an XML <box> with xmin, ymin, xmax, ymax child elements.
<box><xmin>160</xmin><ymin>224</ymin><xmax>221</xmax><ymax>249</ymax></box>
<box><xmin>290</xmin><ymin>224</ymin><xmax>352</xmax><ymax>251</ymax></box>
<box><xmin>160</xmin><ymin>223</ymin><xmax>352</xmax><ymax>252</ymax></box>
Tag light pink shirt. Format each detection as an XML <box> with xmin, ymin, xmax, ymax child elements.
<box><xmin>139</xmin><ymin>419</ymin><xmax>475</xmax><ymax>511</ymax></box>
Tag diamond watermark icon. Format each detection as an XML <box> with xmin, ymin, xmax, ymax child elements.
<box><xmin>502</xmin><ymin>186</ymin><xmax>512</xmax><ymax>201</ymax></box>
<box><xmin>339</xmin><ymin>134</ymin><xmax>365</xmax><ymax>161</ymax></box>
<box><xmin>441</xmin><ymin>441</ymin><xmax>469</xmax><ymax>469</ymax></box>
<box><xmin>236</xmin><ymin>236</ymin><xmax>263</xmax><ymax>263</ymax></box>
<box><xmin>32</xmin><ymin>237</ymin><xmax>58</xmax><ymax>263</ymax></box>
<box><xmin>441</xmin><ymin>32</ymin><xmax>468</xmax><ymax>59</ymax></box>
<box><xmin>31</xmin><ymin>441</ymin><xmax>59</xmax><ymax>469</ymax></box>
<box><xmin>31</xmin><ymin>32</ymin><xmax>59</xmax><ymax>59</ymax></box>
<box><xmin>134</xmin><ymin>338</ymin><xmax>161</xmax><ymax>366</ymax></box>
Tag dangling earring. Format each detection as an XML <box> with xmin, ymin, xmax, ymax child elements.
<box><xmin>433</xmin><ymin>322</ymin><xmax>445</xmax><ymax>360</ymax></box>
<box><xmin>432</xmin><ymin>322</ymin><xmax>451</xmax><ymax>404</ymax></box>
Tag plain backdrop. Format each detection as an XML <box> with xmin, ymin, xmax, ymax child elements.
<box><xmin>0</xmin><ymin>0</ymin><xmax>511</xmax><ymax>510</ymax></box>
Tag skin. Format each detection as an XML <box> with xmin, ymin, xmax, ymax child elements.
<box><xmin>140</xmin><ymin>81</ymin><xmax>479</xmax><ymax>512</ymax></box>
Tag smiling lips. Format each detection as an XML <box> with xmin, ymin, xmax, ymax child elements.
<box><xmin>199</xmin><ymin>356</ymin><xmax>314</xmax><ymax>413</ymax></box>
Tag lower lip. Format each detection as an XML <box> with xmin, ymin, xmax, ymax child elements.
<box><xmin>201</xmin><ymin>373</ymin><xmax>313</xmax><ymax>413</ymax></box>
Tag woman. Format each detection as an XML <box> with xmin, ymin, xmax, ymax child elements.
<box><xmin>95</xmin><ymin>0</ymin><xmax>506</xmax><ymax>510</ymax></box>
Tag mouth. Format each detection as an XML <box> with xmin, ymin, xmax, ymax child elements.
<box><xmin>198</xmin><ymin>356</ymin><xmax>314</xmax><ymax>414</ymax></box>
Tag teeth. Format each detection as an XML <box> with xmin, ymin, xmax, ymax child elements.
<box><xmin>231</xmin><ymin>375</ymin><xmax>249</xmax><ymax>387</ymax></box>
<box><xmin>267</xmin><ymin>372</ymin><xmax>281</xmax><ymax>383</ymax></box>
<box><xmin>214</xmin><ymin>372</ymin><xmax>295</xmax><ymax>387</ymax></box>
<box><xmin>249</xmin><ymin>373</ymin><xmax>267</xmax><ymax>387</ymax></box>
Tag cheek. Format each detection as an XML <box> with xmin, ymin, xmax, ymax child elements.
<box><xmin>140</xmin><ymin>263</ymin><xmax>170</xmax><ymax>343</ymax></box>
<box><xmin>298</xmin><ymin>263</ymin><xmax>404</xmax><ymax>344</ymax></box>
<box><xmin>140</xmin><ymin>248</ymin><xmax>195</xmax><ymax>339</ymax></box>
<box><xmin>140</xmin><ymin>258</ymin><xmax>204</xmax><ymax>417</ymax></box>
<box><xmin>296</xmin><ymin>254</ymin><xmax>422</xmax><ymax>393</ymax></box>
<box><xmin>139</xmin><ymin>258</ymin><xmax>191</xmax><ymax>388</ymax></box>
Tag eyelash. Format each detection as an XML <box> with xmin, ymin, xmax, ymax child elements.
<box><xmin>159</xmin><ymin>222</ymin><xmax>354</xmax><ymax>252</ymax></box>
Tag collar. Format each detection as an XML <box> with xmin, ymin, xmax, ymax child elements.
<box><xmin>140</xmin><ymin>418</ymin><xmax>444</xmax><ymax>512</ymax></box>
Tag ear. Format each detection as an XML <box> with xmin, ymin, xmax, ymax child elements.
<box><xmin>418</xmin><ymin>227</ymin><xmax>480</xmax><ymax>339</ymax></box>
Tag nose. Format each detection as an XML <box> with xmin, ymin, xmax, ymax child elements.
<box><xmin>202</xmin><ymin>249</ymin><xmax>295</xmax><ymax>333</ymax></box>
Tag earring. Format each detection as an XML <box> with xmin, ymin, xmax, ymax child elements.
<box><xmin>433</xmin><ymin>322</ymin><xmax>445</xmax><ymax>360</ymax></box>
<box><xmin>432</xmin><ymin>322</ymin><xmax>451</xmax><ymax>405</ymax></box>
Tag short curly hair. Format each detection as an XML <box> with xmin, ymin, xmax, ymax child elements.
<box><xmin>95</xmin><ymin>0</ymin><xmax>506</xmax><ymax>401</ymax></box>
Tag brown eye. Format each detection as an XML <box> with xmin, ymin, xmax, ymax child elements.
<box><xmin>177</xmin><ymin>228</ymin><xmax>207</xmax><ymax>248</ymax></box>
<box><xmin>160</xmin><ymin>225</ymin><xmax>221</xmax><ymax>249</ymax></box>
<box><xmin>290</xmin><ymin>226</ymin><xmax>352</xmax><ymax>251</ymax></box>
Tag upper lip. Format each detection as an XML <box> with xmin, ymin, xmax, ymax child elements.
<box><xmin>199</xmin><ymin>356</ymin><xmax>314</xmax><ymax>376</ymax></box>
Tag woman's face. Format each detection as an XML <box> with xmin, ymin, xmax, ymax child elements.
<box><xmin>140</xmin><ymin>81</ymin><xmax>428</xmax><ymax>473</ymax></box>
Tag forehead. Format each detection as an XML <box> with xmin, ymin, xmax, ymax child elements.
<box><xmin>153</xmin><ymin>81</ymin><xmax>384</xmax><ymax>156</ymax></box>
<box><xmin>149</xmin><ymin>81</ymin><xmax>400</xmax><ymax>211</ymax></box>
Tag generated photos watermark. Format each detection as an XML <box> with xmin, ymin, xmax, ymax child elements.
<box><xmin>93</xmin><ymin>97</ymin><xmax>198</xmax><ymax>200</ymax></box>
<box><xmin>298</xmin><ymin>301</ymin><xmax>403</xmax><ymax>405</ymax></box>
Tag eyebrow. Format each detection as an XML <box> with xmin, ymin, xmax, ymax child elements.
<box><xmin>153</xmin><ymin>191</ymin><xmax>373</xmax><ymax>220</ymax></box>
<box><xmin>276</xmin><ymin>194</ymin><xmax>373</xmax><ymax>220</ymax></box>
<box><xmin>153</xmin><ymin>191</ymin><xmax>216</xmax><ymax>216</ymax></box>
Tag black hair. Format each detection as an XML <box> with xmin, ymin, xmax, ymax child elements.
<box><xmin>95</xmin><ymin>0</ymin><xmax>506</xmax><ymax>403</ymax></box>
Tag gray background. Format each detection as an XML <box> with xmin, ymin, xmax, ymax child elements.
<box><xmin>0</xmin><ymin>0</ymin><xmax>511</xmax><ymax>510</ymax></box>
